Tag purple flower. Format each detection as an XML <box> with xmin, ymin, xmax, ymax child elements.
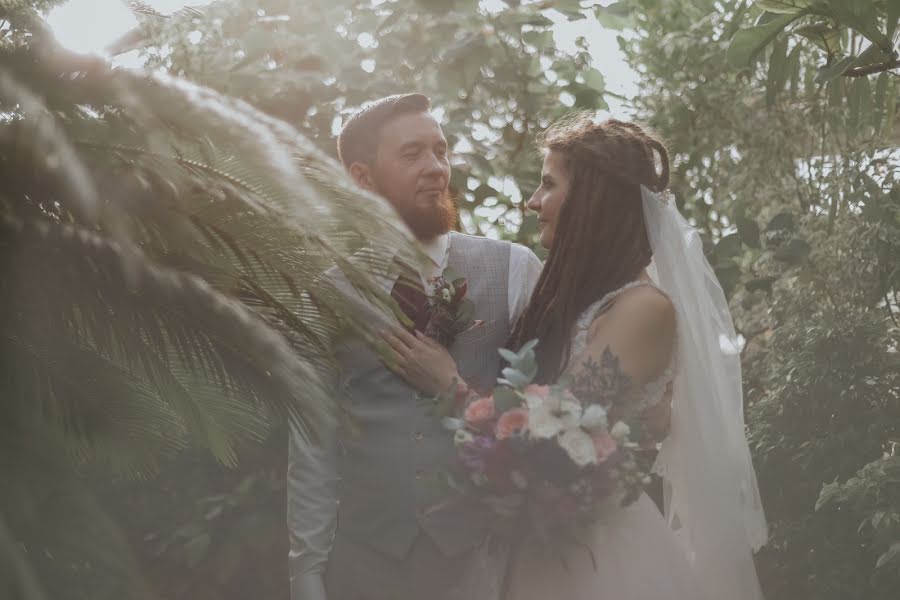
<box><xmin>459</xmin><ymin>435</ymin><xmax>495</xmax><ymax>471</ymax></box>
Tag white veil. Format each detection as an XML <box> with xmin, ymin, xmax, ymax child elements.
<box><xmin>642</xmin><ymin>185</ymin><xmax>768</xmax><ymax>600</ymax></box>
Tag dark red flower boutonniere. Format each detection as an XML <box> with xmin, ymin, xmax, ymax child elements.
<box><xmin>424</xmin><ymin>269</ymin><xmax>483</xmax><ymax>347</ymax></box>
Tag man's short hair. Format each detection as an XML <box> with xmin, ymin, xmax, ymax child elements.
<box><xmin>337</xmin><ymin>93</ymin><xmax>431</xmax><ymax>168</ymax></box>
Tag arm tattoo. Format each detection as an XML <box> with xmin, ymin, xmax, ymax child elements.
<box><xmin>569</xmin><ymin>346</ymin><xmax>632</xmax><ymax>408</ymax></box>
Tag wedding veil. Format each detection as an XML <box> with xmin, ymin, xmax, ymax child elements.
<box><xmin>642</xmin><ymin>185</ymin><xmax>768</xmax><ymax>600</ymax></box>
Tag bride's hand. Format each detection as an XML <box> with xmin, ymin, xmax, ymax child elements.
<box><xmin>381</xmin><ymin>327</ymin><xmax>462</xmax><ymax>396</ymax></box>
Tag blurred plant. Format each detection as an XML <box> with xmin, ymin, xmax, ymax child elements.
<box><xmin>0</xmin><ymin>1</ymin><xmax>420</xmax><ymax>597</ymax></box>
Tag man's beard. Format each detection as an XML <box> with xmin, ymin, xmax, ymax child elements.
<box><xmin>393</xmin><ymin>190</ymin><xmax>457</xmax><ymax>240</ymax></box>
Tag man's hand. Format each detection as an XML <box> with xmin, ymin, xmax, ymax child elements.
<box><xmin>380</xmin><ymin>326</ymin><xmax>461</xmax><ymax>396</ymax></box>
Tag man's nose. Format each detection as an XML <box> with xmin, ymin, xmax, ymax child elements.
<box><xmin>423</xmin><ymin>152</ymin><xmax>448</xmax><ymax>179</ymax></box>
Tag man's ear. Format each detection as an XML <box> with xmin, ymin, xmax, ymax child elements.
<box><xmin>349</xmin><ymin>162</ymin><xmax>377</xmax><ymax>192</ymax></box>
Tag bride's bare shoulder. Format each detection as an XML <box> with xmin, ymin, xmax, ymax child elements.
<box><xmin>583</xmin><ymin>285</ymin><xmax>676</xmax><ymax>378</ymax></box>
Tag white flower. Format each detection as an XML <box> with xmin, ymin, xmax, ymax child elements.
<box><xmin>527</xmin><ymin>394</ymin><xmax>583</xmax><ymax>439</ymax></box>
<box><xmin>527</xmin><ymin>389</ymin><xmax>583</xmax><ymax>439</ymax></box>
<box><xmin>610</xmin><ymin>421</ymin><xmax>631</xmax><ymax>442</ymax></box>
<box><xmin>528</xmin><ymin>406</ymin><xmax>564</xmax><ymax>439</ymax></box>
<box><xmin>558</xmin><ymin>428</ymin><xmax>597</xmax><ymax>467</ymax></box>
<box><xmin>579</xmin><ymin>404</ymin><xmax>608</xmax><ymax>433</ymax></box>
<box><xmin>454</xmin><ymin>429</ymin><xmax>474</xmax><ymax>447</ymax></box>
<box><xmin>558</xmin><ymin>397</ymin><xmax>583</xmax><ymax>429</ymax></box>
<box><xmin>446</xmin><ymin>283</ymin><xmax>456</xmax><ymax>297</ymax></box>
<box><xmin>441</xmin><ymin>287</ymin><xmax>452</xmax><ymax>303</ymax></box>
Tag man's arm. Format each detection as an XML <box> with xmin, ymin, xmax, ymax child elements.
<box><xmin>287</xmin><ymin>410</ymin><xmax>340</xmax><ymax>600</ymax></box>
<box><xmin>507</xmin><ymin>243</ymin><xmax>544</xmax><ymax>326</ymax></box>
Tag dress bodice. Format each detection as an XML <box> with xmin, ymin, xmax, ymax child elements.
<box><xmin>566</xmin><ymin>280</ymin><xmax>675</xmax><ymax>416</ymax></box>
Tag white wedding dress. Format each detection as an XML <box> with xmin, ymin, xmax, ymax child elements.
<box><xmin>504</xmin><ymin>281</ymin><xmax>706</xmax><ymax>600</ymax></box>
<box><xmin>505</xmin><ymin>186</ymin><xmax>768</xmax><ymax>600</ymax></box>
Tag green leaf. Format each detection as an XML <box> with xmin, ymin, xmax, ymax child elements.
<box><xmin>582</xmin><ymin>68</ymin><xmax>606</xmax><ymax>92</ymax></box>
<box><xmin>523</xmin><ymin>30</ymin><xmax>555</xmax><ymax>50</ymax></box>
<box><xmin>889</xmin><ymin>0</ymin><xmax>900</xmax><ymax>39</ymax></box>
<box><xmin>493</xmin><ymin>386</ymin><xmax>521</xmax><ymax>413</ymax></box>
<box><xmin>786</xmin><ymin>44</ymin><xmax>803</xmax><ymax>98</ymax></box>
<box><xmin>593</xmin><ymin>2</ymin><xmax>634</xmax><ymax>30</ymax></box>
<box><xmin>847</xmin><ymin>76</ymin><xmax>872</xmax><ymax>132</ymax></box>
<box><xmin>874</xmin><ymin>71</ymin><xmax>889</xmax><ymax>131</ymax></box>
<box><xmin>774</xmin><ymin>238</ymin><xmax>811</xmax><ymax>264</ymax></box>
<box><xmin>794</xmin><ymin>22</ymin><xmax>843</xmax><ymax>55</ymax></box>
<box><xmin>518</xmin><ymin>339</ymin><xmax>539</xmax><ymax>357</ymax></box>
<box><xmin>766</xmin><ymin>35</ymin><xmax>790</xmax><ymax>107</ymax></box>
<box><xmin>755</xmin><ymin>0</ymin><xmax>817</xmax><ymax>14</ymax></box>
<box><xmin>498</xmin><ymin>348</ymin><xmax>520</xmax><ymax>364</ymax></box>
<box><xmin>825</xmin><ymin>0</ymin><xmax>892</xmax><ymax>50</ymax></box>
<box><xmin>816</xmin><ymin>479</ymin><xmax>842</xmax><ymax>511</ymax></box>
<box><xmin>714</xmin><ymin>232</ymin><xmax>744</xmax><ymax>259</ymax></box>
<box><xmin>728</xmin><ymin>13</ymin><xmax>802</xmax><ymax>67</ymax></box>
<box><xmin>736</xmin><ymin>215</ymin><xmax>762</xmax><ymax>248</ymax></box>
<box><xmin>827</xmin><ymin>75</ymin><xmax>846</xmax><ymax>108</ymax></box>
<box><xmin>875</xmin><ymin>541</ymin><xmax>900</xmax><ymax>570</ymax></box>
<box><xmin>500</xmin><ymin>367</ymin><xmax>531</xmax><ymax>388</ymax></box>
<box><xmin>815</xmin><ymin>54</ymin><xmax>857</xmax><ymax>83</ymax></box>
<box><xmin>767</xmin><ymin>211</ymin><xmax>796</xmax><ymax>231</ymax></box>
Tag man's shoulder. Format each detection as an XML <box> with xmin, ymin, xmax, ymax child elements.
<box><xmin>450</xmin><ymin>231</ymin><xmax>509</xmax><ymax>250</ymax></box>
<box><xmin>450</xmin><ymin>231</ymin><xmax>536</xmax><ymax>255</ymax></box>
<box><xmin>450</xmin><ymin>231</ymin><xmax>542</xmax><ymax>269</ymax></box>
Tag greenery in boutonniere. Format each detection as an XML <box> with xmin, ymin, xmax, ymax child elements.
<box><xmin>424</xmin><ymin>269</ymin><xmax>481</xmax><ymax>347</ymax></box>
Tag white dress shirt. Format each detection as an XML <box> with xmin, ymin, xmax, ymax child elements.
<box><xmin>287</xmin><ymin>234</ymin><xmax>542</xmax><ymax>600</ymax></box>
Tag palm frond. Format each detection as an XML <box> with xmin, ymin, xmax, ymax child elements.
<box><xmin>1</xmin><ymin>213</ymin><xmax>335</xmax><ymax>457</ymax></box>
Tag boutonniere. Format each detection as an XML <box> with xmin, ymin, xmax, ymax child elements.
<box><xmin>424</xmin><ymin>269</ymin><xmax>482</xmax><ymax>347</ymax></box>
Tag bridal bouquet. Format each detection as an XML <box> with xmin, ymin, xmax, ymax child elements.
<box><xmin>442</xmin><ymin>341</ymin><xmax>650</xmax><ymax>541</ymax></box>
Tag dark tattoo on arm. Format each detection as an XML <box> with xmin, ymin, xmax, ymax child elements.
<box><xmin>569</xmin><ymin>346</ymin><xmax>633</xmax><ymax>408</ymax></box>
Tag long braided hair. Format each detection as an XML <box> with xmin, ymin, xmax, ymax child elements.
<box><xmin>511</xmin><ymin>114</ymin><xmax>670</xmax><ymax>383</ymax></box>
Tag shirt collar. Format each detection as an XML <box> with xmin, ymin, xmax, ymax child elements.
<box><xmin>419</xmin><ymin>232</ymin><xmax>450</xmax><ymax>270</ymax></box>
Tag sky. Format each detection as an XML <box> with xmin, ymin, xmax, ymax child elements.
<box><xmin>45</xmin><ymin>0</ymin><xmax>637</xmax><ymax>116</ymax></box>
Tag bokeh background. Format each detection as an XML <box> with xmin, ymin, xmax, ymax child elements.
<box><xmin>2</xmin><ymin>1</ymin><xmax>898</xmax><ymax>599</ymax></box>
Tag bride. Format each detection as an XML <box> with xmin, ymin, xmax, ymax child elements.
<box><xmin>382</xmin><ymin>114</ymin><xmax>768</xmax><ymax>600</ymax></box>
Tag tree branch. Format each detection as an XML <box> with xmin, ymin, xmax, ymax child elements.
<box><xmin>845</xmin><ymin>59</ymin><xmax>900</xmax><ymax>78</ymax></box>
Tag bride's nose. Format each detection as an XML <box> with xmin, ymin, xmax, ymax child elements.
<box><xmin>526</xmin><ymin>192</ymin><xmax>541</xmax><ymax>213</ymax></box>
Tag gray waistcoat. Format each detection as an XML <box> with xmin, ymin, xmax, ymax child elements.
<box><xmin>331</xmin><ymin>232</ymin><xmax>511</xmax><ymax>559</ymax></box>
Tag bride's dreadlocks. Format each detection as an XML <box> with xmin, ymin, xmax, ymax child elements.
<box><xmin>511</xmin><ymin>114</ymin><xmax>670</xmax><ymax>383</ymax></box>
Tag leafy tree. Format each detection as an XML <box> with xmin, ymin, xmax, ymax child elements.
<box><xmin>0</xmin><ymin>1</ymin><xmax>419</xmax><ymax>597</ymax></box>
<box><xmin>728</xmin><ymin>0</ymin><xmax>900</xmax><ymax>82</ymax></box>
<box><xmin>122</xmin><ymin>0</ymin><xmax>611</xmax><ymax>244</ymax></box>
<box><xmin>608</xmin><ymin>0</ymin><xmax>900</xmax><ymax>597</ymax></box>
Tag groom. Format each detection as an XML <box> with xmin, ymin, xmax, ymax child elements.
<box><xmin>287</xmin><ymin>94</ymin><xmax>542</xmax><ymax>600</ymax></box>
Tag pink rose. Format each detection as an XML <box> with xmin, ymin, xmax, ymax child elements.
<box><xmin>592</xmin><ymin>432</ymin><xmax>618</xmax><ymax>463</ymax></box>
<box><xmin>464</xmin><ymin>396</ymin><xmax>496</xmax><ymax>428</ymax></box>
<box><xmin>495</xmin><ymin>408</ymin><xmax>529</xmax><ymax>440</ymax></box>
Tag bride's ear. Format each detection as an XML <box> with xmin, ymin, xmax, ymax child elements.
<box><xmin>349</xmin><ymin>162</ymin><xmax>377</xmax><ymax>192</ymax></box>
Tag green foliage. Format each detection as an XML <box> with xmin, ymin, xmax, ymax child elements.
<box><xmin>0</xmin><ymin>4</ymin><xmax>422</xmax><ymax>597</ymax></box>
<box><xmin>617</xmin><ymin>0</ymin><xmax>900</xmax><ymax>597</ymax></box>
<box><xmin>125</xmin><ymin>0</ymin><xmax>612</xmax><ymax>243</ymax></box>
<box><xmin>3</xmin><ymin>0</ymin><xmax>896</xmax><ymax>598</ymax></box>
<box><xmin>729</xmin><ymin>1</ymin><xmax>900</xmax><ymax>84</ymax></box>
